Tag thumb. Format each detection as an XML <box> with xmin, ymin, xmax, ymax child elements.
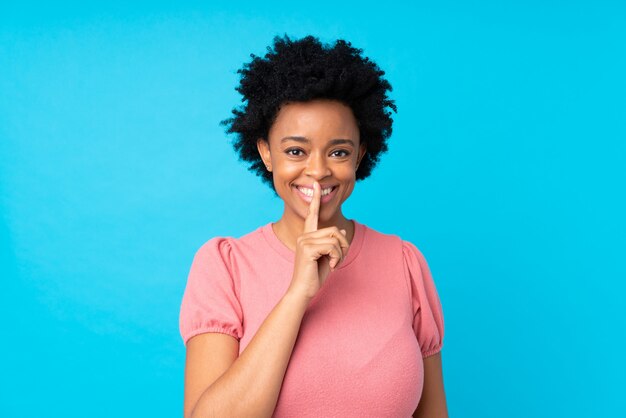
<box><xmin>340</xmin><ymin>229</ymin><xmax>346</xmax><ymax>236</ymax></box>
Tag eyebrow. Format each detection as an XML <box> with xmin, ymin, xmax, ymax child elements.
<box><xmin>280</xmin><ymin>136</ymin><xmax>355</xmax><ymax>147</ymax></box>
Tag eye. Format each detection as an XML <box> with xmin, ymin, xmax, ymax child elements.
<box><xmin>332</xmin><ymin>149</ymin><xmax>351</xmax><ymax>158</ymax></box>
<box><xmin>285</xmin><ymin>148</ymin><xmax>304</xmax><ymax>157</ymax></box>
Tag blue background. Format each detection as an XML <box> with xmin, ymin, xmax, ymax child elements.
<box><xmin>1</xmin><ymin>1</ymin><xmax>625</xmax><ymax>417</ymax></box>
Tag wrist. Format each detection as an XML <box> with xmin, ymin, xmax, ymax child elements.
<box><xmin>283</xmin><ymin>287</ymin><xmax>313</xmax><ymax>308</ymax></box>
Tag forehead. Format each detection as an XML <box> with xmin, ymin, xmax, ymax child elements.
<box><xmin>269</xmin><ymin>99</ymin><xmax>359</xmax><ymax>144</ymax></box>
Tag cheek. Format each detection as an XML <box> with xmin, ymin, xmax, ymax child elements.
<box><xmin>276</xmin><ymin>164</ymin><xmax>301</xmax><ymax>182</ymax></box>
<box><xmin>340</xmin><ymin>166</ymin><xmax>358</xmax><ymax>182</ymax></box>
<box><xmin>337</xmin><ymin>170</ymin><xmax>357</xmax><ymax>195</ymax></box>
<box><xmin>272</xmin><ymin>163</ymin><xmax>302</xmax><ymax>192</ymax></box>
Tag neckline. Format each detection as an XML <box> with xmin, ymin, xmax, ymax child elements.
<box><xmin>261</xmin><ymin>219</ymin><xmax>366</xmax><ymax>270</ymax></box>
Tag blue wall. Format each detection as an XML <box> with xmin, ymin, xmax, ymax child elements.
<box><xmin>1</xmin><ymin>1</ymin><xmax>624</xmax><ymax>416</ymax></box>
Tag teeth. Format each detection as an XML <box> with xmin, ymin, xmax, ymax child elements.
<box><xmin>297</xmin><ymin>186</ymin><xmax>334</xmax><ymax>197</ymax></box>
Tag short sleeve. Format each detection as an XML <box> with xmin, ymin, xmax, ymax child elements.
<box><xmin>402</xmin><ymin>241</ymin><xmax>445</xmax><ymax>358</ymax></box>
<box><xmin>179</xmin><ymin>237</ymin><xmax>243</xmax><ymax>346</ymax></box>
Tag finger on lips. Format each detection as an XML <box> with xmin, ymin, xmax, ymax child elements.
<box><xmin>304</xmin><ymin>180</ymin><xmax>320</xmax><ymax>233</ymax></box>
<box><xmin>301</xmin><ymin>180</ymin><xmax>348</xmax><ymax>270</ymax></box>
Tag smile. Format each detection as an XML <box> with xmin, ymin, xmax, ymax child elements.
<box><xmin>293</xmin><ymin>185</ymin><xmax>338</xmax><ymax>204</ymax></box>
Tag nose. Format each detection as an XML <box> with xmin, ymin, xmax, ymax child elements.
<box><xmin>304</xmin><ymin>151</ymin><xmax>331</xmax><ymax>179</ymax></box>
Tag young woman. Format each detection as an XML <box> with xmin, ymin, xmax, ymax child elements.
<box><xmin>179</xmin><ymin>34</ymin><xmax>448</xmax><ymax>417</ymax></box>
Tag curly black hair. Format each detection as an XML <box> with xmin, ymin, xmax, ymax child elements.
<box><xmin>219</xmin><ymin>34</ymin><xmax>397</xmax><ymax>193</ymax></box>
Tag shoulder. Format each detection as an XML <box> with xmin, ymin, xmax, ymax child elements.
<box><xmin>196</xmin><ymin>236</ymin><xmax>232</xmax><ymax>255</ymax></box>
<box><xmin>358</xmin><ymin>223</ymin><xmax>432</xmax><ymax>279</ymax></box>
<box><xmin>194</xmin><ymin>224</ymin><xmax>266</xmax><ymax>260</ymax></box>
<box><xmin>186</xmin><ymin>226</ymin><xmax>266</xmax><ymax>293</ymax></box>
<box><xmin>358</xmin><ymin>221</ymin><xmax>403</xmax><ymax>245</ymax></box>
<box><xmin>401</xmin><ymin>239</ymin><xmax>428</xmax><ymax>264</ymax></box>
<box><xmin>400</xmin><ymin>238</ymin><xmax>434</xmax><ymax>284</ymax></box>
<box><xmin>358</xmin><ymin>222</ymin><xmax>424</xmax><ymax>256</ymax></box>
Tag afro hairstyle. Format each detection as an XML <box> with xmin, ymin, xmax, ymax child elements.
<box><xmin>219</xmin><ymin>34</ymin><xmax>397</xmax><ymax>193</ymax></box>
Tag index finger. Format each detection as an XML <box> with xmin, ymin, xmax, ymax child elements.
<box><xmin>303</xmin><ymin>180</ymin><xmax>321</xmax><ymax>233</ymax></box>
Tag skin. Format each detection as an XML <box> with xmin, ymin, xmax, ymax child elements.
<box><xmin>183</xmin><ymin>98</ymin><xmax>448</xmax><ymax>417</ymax></box>
<box><xmin>414</xmin><ymin>352</ymin><xmax>449</xmax><ymax>417</ymax></box>
<box><xmin>256</xmin><ymin>99</ymin><xmax>366</xmax><ymax>253</ymax></box>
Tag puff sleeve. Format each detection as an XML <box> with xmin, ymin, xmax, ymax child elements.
<box><xmin>179</xmin><ymin>237</ymin><xmax>243</xmax><ymax>346</ymax></box>
<box><xmin>402</xmin><ymin>241</ymin><xmax>445</xmax><ymax>358</ymax></box>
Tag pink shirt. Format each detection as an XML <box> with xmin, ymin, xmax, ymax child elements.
<box><xmin>179</xmin><ymin>220</ymin><xmax>445</xmax><ymax>417</ymax></box>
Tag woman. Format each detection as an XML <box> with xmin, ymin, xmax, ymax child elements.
<box><xmin>179</xmin><ymin>34</ymin><xmax>448</xmax><ymax>417</ymax></box>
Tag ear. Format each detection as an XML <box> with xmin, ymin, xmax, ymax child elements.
<box><xmin>257</xmin><ymin>138</ymin><xmax>272</xmax><ymax>171</ymax></box>
<box><xmin>356</xmin><ymin>142</ymin><xmax>367</xmax><ymax>170</ymax></box>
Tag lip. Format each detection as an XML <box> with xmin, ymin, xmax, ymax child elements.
<box><xmin>293</xmin><ymin>185</ymin><xmax>338</xmax><ymax>204</ymax></box>
<box><xmin>295</xmin><ymin>183</ymin><xmax>338</xmax><ymax>190</ymax></box>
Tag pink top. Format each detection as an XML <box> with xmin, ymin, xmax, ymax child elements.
<box><xmin>179</xmin><ymin>220</ymin><xmax>445</xmax><ymax>417</ymax></box>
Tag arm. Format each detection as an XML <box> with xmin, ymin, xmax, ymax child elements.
<box><xmin>184</xmin><ymin>182</ymin><xmax>348</xmax><ymax>417</ymax></box>
<box><xmin>184</xmin><ymin>290</ymin><xmax>310</xmax><ymax>418</ymax></box>
<box><xmin>413</xmin><ymin>352</ymin><xmax>449</xmax><ymax>418</ymax></box>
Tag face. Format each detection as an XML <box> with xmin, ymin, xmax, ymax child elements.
<box><xmin>257</xmin><ymin>99</ymin><xmax>366</xmax><ymax>225</ymax></box>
